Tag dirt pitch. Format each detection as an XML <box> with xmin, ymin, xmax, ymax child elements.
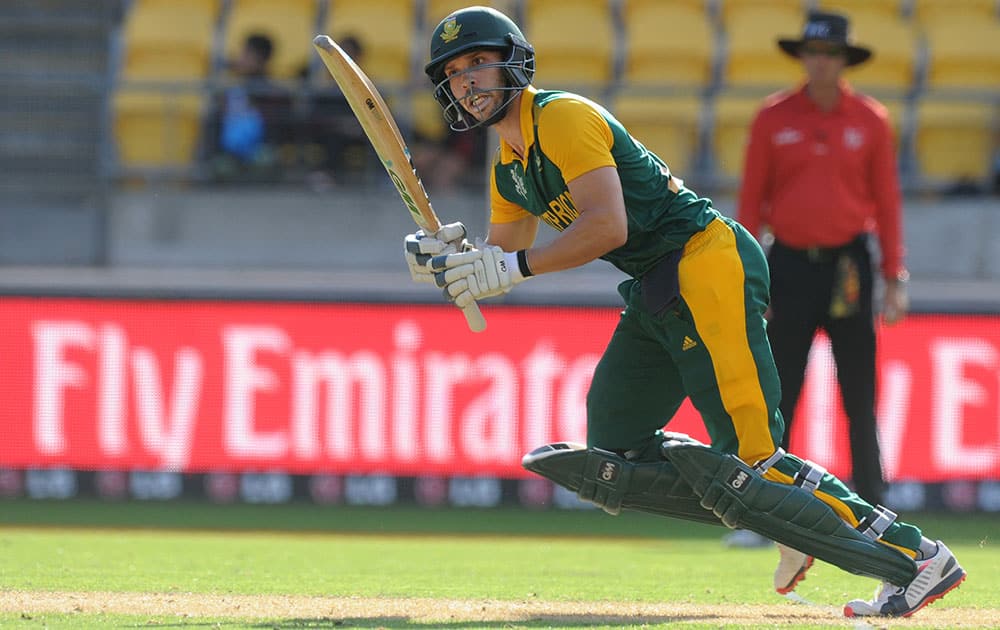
<box><xmin>1</xmin><ymin>591</ymin><xmax>993</xmax><ymax>628</ymax></box>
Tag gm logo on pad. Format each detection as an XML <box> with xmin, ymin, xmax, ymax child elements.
<box><xmin>727</xmin><ymin>469</ymin><xmax>751</xmax><ymax>493</ymax></box>
<box><xmin>598</xmin><ymin>460</ymin><xmax>620</xmax><ymax>484</ymax></box>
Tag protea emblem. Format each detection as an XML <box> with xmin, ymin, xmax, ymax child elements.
<box><xmin>511</xmin><ymin>168</ymin><xmax>527</xmax><ymax>198</ymax></box>
<box><xmin>440</xmin><ymin>18</ymin><xmax>461</xmax><ymax>43</ymax></box>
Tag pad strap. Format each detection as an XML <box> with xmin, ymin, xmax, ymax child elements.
<box><xmin>792</xmin><ymin>460</ymin><xmax>827</xmax><ymax>493</ymax></box>
<box><xmin>856</xmin><ymin>504</ymin><xmax>898</xmax><ymax>541</ymax></box>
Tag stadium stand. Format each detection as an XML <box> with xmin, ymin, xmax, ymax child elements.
<box><xmin>425</xmin><ymin>0</ymin><xmax>520</xmax><ymax>28</ymax></box>
<box><xmin>103</xmin><ymin>0</ymin><xmax>1000</xmax><ymax>193</ymax></box>
<box><xmin>911</xmin><ymin>0</ymin><xmax>998</xmax><ymax>25</ymax></box>
<box><xmin>915</xmin><ymin>99</ymin><xmax>998</xmax><ymax>184</ymax></box>
<box><xmin>816</xmin><ymin>0</ymin><xmax>902</xmax><ymax>19</ymax></box>
<box><xmin>113</xmin><ymin>90</ymin><xmax>206</xmax><ymax>169</ymax></box>
<box><xmin>710</xmin><ymin>92</ymin><xmax>763</xmax><ymax>181</ymax></box>
<box><xmin>922</xmin><ymin>14</ymin><xmax>1000</xmax><ymax>92</ymax></box>
<box><xmin>717</xmin><ymin>0</ymin><xmax>806</xmax><ymax>23</ymax></box>
<box><xmin>523</xmin><ymin>0</ymin><xmax>614</xmax><ymax>91</ymax></box>
<box><xmin>223</xmin><ymin>0</ymin><xmax>318</xmax><ymax>80</ymax></box>
<box><xmin>840</xmin><ymin>10</ymin><xmax>918</xmax><ymax>94</ymax></box>
<box><xmin>611</xmin><ymin>92</ymin><xmax>703</xmax><ymax>178</ymax></box>
<box><xmin>120</xmin><ymin>0</ymin><xmax>218</xmax><ymax>81</ymax></box>
<box><xmin>322</xmin><ymin>0</ymin><xmax>415</xmax><ymax>85</ymax></box>
<box><xmin>621</xmin><ymin>1</ymin><xmax>715</xmax><ymax>89</ymax></box>
<box><xmin>721</xmin><ymin>5</ymin><xmax>804</xmax><ymax>89</ymax></box>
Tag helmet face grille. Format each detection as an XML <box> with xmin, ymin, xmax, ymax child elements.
<box><xmin>432</xmin><ymin>49</ymin><xmax>533</xmax><ymax>131</ymax></box>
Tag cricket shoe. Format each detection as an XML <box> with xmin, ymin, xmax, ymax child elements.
<box><xmin>843</xmin><ymin>540</ymin><xmax>966</xmax><ymax>617</ymax></box>
<box><xmin>774</xmin><ymin>543</ymin><xmax>814</xmax><ymax>594</ymax></box>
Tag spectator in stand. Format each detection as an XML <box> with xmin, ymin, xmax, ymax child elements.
<box><xmin>736</xmin><ymin>11</ymin><xmax>908</xmax><ymax>513</ymax></box>
<box><xmin>301</xmin><ymin>34</ymin><xmax>373</xmax><ymax>189</ymax></box>
<box><xmin>411</xmin><ymin>117</ymin><xmax>490</xmax><ymax>192</ymax></box>
<box><xmin>208</xmin><ymin>32</ymin><xmax>294</xmax><ymax>181</ymax></box>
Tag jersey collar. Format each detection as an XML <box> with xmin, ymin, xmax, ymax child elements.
<box><xmin>499</xmin><ymin>85</ymin><xmax>539</xmax><ymax>164</ymax></box>
<box><xmin>796</xmin><ymin>79</ymin><xmax>854</xmax><ymax>114</ymax></box>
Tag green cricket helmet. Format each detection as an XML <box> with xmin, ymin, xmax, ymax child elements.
<box><xmin>424</xmin><ymin>5</ymin><xmax>535</xmax><ymax>130</ymax></box>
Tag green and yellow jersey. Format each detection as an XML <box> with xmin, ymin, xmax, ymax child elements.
<box><xmin>490</xmin><ymin>86</ymin><xmax>720</xmax><ymax>278</ymax></box>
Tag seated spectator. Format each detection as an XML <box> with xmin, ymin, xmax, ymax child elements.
<box><xmin>301</xmin><ymin>35</ymin><xmax>374</xmax><ymax>190</ymax></box>
<box><xmin>207</xmin><ymin>33</ymin><xmax>294</xmax><ymax>182</ymax></box>
<box><xmin>411</xmin><ymin>121</ymin><xmax>489</xmax><ymax>193</ymax></box>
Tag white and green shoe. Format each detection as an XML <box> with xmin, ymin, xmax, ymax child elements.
<box><xmin>844</xmin><ymin>541</ymin><xmax>966</xmax><ymax>617</ymax></box>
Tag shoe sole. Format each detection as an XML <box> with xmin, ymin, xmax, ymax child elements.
<box><xmin>776</xmin><ymin>556</ymin><xmax>814</xmax><ymax>595</ymax></box>
<box><xmin>900</xmin><ymin>568</ymin><xmax>967</xmax><ymax>618</ymax></box>
<box><xmin>842</xmin><ymin>568</ymin><xmax>967</xmax><ymax>618</ymax></box>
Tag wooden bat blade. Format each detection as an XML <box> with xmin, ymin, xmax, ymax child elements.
<box><xmin>312</xmin><ymin>35</ymin><xmax>487</xmax><ymax>333</ymax></box>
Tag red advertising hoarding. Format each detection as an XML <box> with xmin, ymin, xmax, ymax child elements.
<box><xmin>1</xmin><ymin>298</ymin><xmax>997</xmax><ymax>482</ymax></box>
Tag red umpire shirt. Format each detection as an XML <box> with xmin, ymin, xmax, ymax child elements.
<box><xmin>736</xmin><ymin>80</ymin><xmax>906</xmax><ymax>282</ymax></box>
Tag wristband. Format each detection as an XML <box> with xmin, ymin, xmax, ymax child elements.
<box><xmin>516</xmin><ymin>249</ymin><xmax>534</xmax><ymax>278</ymax></box>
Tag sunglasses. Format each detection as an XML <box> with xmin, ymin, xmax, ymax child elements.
<box><xmin>801</xmin><ymin>44</ymin><xmax>847</xmax><ymax>57</ymax></box>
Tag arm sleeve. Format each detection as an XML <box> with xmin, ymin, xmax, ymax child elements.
<box><xmin>735</xmin><ymin>109</ymin><xmax>772</xmax><ymax>240</ymax></box>
<box><xmin>869</xmin><ymin>111</ymin><xmax>905</xmax><ymax>279</ymax></box>
<box><xmin>536</xmin><ymin>98</ymin><xmax>616</xmax><ymax>183</ymax></box>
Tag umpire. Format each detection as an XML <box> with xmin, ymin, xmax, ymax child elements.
<box><xmin>736</xmin><ymin>11</ymin><xmax>909</xmax><ymax>505</ymax></box>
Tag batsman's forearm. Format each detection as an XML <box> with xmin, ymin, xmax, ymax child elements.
<box><xmin>523</xmin><ymin>210</ymin><xmax>627</xmax><ymax>275</ymax></box>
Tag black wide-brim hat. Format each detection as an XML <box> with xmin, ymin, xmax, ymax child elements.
<box><xmin>778</xmin><ymin>10</ymin><xmax>873</xmax><ymax>66</ymax></box>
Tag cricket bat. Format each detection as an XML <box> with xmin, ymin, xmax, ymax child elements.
<box><xmin>312</xmin><ymin>35</ymin><xmax>487</xmax><ymax>333</ymax></box>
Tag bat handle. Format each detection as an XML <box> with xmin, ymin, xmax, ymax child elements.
<box><xmin>461</xmin><ymin>301</ymin><xmax>487</xmax><ymax>332</ymax></box>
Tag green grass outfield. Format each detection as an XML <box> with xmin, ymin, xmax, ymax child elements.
<box><xmin>0</xmin><ymin>500</ymin><xmax>998</xmax><ymax>629</ymax></box>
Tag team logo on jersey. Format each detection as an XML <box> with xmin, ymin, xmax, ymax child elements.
<box><xmin>440</xmin><ymin>18</ymin><xmax>461</xmax><ymax>43</ymax></box>
<box><xmin>511</xmin><ymin>168</ymin><xmax>527</xmax><ymax>199</ymax></box>
<box><xmin>843</xmin><ymin>127</ymin><xmax>865</xmax><ymax>150</ymax></box>
<box><xmin>774</xmin><ymin>127</ymin><xmax>803</xmax><ymax>146</ymax></box>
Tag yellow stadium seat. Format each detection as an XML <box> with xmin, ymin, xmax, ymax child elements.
<box><xmin>224</xmin><ymin>0</ymin><xmax>318</xmax><ymax>79</ymax></box>
<box><xmin>122</xmin><ymin>1</ymin><xmax>216</xmax><ymax>80</ymax></box>
<box><xmin>815</xmin><ymin>0</ymin><xmax>902</xmax><ymax>18</ymax></box>
<box><xmin>622</xmin><ymin>2</ymin><xmax>715</xmax><ymax>88</ymax></box>
<box><xmin>915</xmin><ymin>99</ymin><xmax>997</xmax><ymax>182</ymax></box>
<box><xmin>323</xmin><ymin>0</ymin><xmax>415</xmax><ymax>85</ymax></box>
<box><xmin>723</xmin><ymin>7</ymin><xmax>804</xmax><ymax>88</ymax></box>
<box><xmin>412</xmin><ymin>92</ymin><xmax>449</xmax><ymax>143</ymax></box>
<box><xmin>923</xmin><ymin>16</ymin><xmax>1000</xmax><ymax>91</ymax></box>
<box><xmin>524</xmin><ymin>0</ymin><xmax>614</xmax><ymax>88</ymax></box>
<box><xmin>912</xmin><ymin>0</ymin><xmax>997</xmax><ymax>25</ymax></box>
<box><xmin>711</xmin><ymin>92</ymin><xmax>764</xmax><ymax>180</ymax></box>
<box><xmin>718</xmin><ymin>0</ymin><xmax>805</xmax><ymax>24</ymax></box>
<box><xmin>611</xmin><ymin>93</ymin><xmax>703</xmax><ymax>178</ymax></box>
<box><xmin>843</xmin><ymin>12</ymin><xmax>917</xmax><ymax>93</ymax></box>
<box><xmin>113</xmin><ymin>89</ymin><xmax>206</xmax><ymax>167</ymax></box>
<box><xmin>425</xmin><ymin>0</ymin><xmax>484</xmax><ymax>28</ymax></box>
<box><xmin>135</xmin><ymin>0</ymin><xmax>221</xmax><ymax>12</ymax></box>
<box><xmin>879</xmin><ymin>98</ymin><xmax>907</xmax><ymax>148</ymax></box>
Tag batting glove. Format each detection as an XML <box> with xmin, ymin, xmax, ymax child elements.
<box><xmin>403</xmin><ymin>222</ymin><xmax>468</xmax><ymax>284</ymax></box>
<box><xmin>430</xmin><ymin>238</ymin><xmax>532</xmax><ymax>301</ymax></box>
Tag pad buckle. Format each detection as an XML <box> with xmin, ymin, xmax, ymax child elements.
<box><xmin>793</xmin><ymin>460</ymin><xmax>828</xmax><ymax>494</ymax></box>
<box><xmin>753</xmin><ymin>448</ymin><xmax>785</xmax><ymax>474</ymax></box>
<box><xmin>856</xmin><ymin>504</ymin><xmax>898</xmax><ymax>540</ymax></box>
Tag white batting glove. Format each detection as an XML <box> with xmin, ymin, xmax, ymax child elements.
<box><xmin>403</xmin><ymin>222</ymin><xmax>468</xmax><ymax>284</ymax></box>
<box><xmin>430</xmin><ymin>238</ymin><xmax>531</xmax><ymax>301</ymax></box>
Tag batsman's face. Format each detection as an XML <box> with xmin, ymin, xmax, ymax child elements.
<box><xmin>443</xmin><ymin>49</ymin><xmax>506</xmax><ymax>121</ymax></box>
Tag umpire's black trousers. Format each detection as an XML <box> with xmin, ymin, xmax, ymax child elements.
<box><xmin>766</xmin><ymin>235</ymin><xmax>885</xmax><ymax>505</ymax></box>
